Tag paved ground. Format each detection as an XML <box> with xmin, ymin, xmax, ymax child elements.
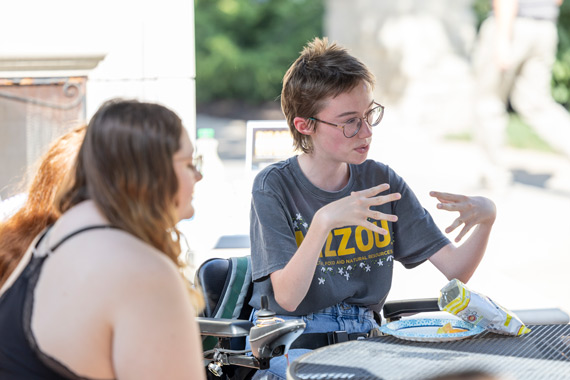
<box><xmin>181</xmin><ymin>113</ymin><xmax>570</xmax><ymax>317</ymax></box>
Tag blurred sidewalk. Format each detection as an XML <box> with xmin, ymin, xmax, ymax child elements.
<box><xmin>180</xmin><ymin>113</ymin><xmax>570</xmax><ymax>315</ymax></box>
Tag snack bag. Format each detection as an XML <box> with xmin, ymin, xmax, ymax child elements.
<box><xmin>438</xmin><ymin>279</ymin><xmax>531</xmax><ymax>336</ymax></box>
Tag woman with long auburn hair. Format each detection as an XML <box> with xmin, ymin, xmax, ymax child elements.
<box><xmin>0</xmin><ymin>99</ymin><xmax>206</xmax><ymax>380</ymax></box>
<box><xmin>0</xmin><ymin>125</ymin><xmax>86</xmax><ymax>289</ymax></box>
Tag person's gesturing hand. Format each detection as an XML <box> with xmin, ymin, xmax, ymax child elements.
<box><xmin>317</xmin><ymin>183</ymin><xmax>400</xmax><ymax>236</ymax></box>
<box><xmin>430</xmin><ymin>191</ymin><xmax>496</xmax><ymax>243</ymax></box>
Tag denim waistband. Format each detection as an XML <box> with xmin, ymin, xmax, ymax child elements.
<box><xmin>251</xmin><ymin>302</ymin><xmax>376</xmax><ymax>325</ymax></box>
<box><xmin>305</xmin><ymin>302</ymin><xmax>374</xmax><ymax>323</ymax></box>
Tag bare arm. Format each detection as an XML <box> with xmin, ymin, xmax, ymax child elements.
<box><xmin>428</xmin><ymin>192</ymin><xmax>496</xmax><ymax>283</ymax></box>
<box><xmin>493</xmin><ymin>0</ymin><xmax>518</xmax><ymax>70</ymax></box>
<box><xmin>112</xmin><ymin>254</ymin><xmax>206</xmax><ymax>380</ymax></box>
<box><xmin>270</xmin><ymin>183</ymin><xmax>400</xmax><ymax>312</ymax></box>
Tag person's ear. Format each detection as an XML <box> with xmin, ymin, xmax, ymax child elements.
<box><xmin>294</xmin><ymin>117</ymin><xmax>314</xmax><ymax>135</ymax></box>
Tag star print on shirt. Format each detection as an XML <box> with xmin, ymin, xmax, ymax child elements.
<box><xmin>318</xmin><ymin>277</ymin><xmax>325</xmax><ymax>285</ymax></box>
<box><xmin>293</xmin><ymin>212</ymin><xmax>309</xmax><ymax>235</ymax></box>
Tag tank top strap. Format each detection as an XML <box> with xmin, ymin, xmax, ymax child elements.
<box><xmin>46</xmin><ymin>225</ymin><xmax>121</xmax><ymax>254</ymax></box>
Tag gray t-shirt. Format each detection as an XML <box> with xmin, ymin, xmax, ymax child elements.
<box><xmin>249</xmin><ymin>156</ymin><xmax>450</xmax><ymax>315</ymax></box>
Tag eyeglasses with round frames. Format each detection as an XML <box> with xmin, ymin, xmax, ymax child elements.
<box><xmin>308</xmin><ymin>102</ymin><xmax>385</xmax><ymax>138</ymax></box>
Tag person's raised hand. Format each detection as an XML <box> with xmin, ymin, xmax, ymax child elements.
<box><xmin>317</xmin><ymin>183</ymin><xmax>400</xmax><ymax>236</ymax></box>
<box><xmin>430</xmin><ymin>191</ymin><xmax>496</xmax><ymax>243</ymax></box>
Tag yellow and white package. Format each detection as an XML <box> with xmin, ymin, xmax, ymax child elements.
<box><xmin>438</xmin><ymin>279</ymin><xmax>531</xmax><ymax>336</ymax></box>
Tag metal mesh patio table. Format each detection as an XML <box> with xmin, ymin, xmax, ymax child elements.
<box><xmin>287</xmin><ymin>324</ymin><xmax>570</xmax><ymax>380</ymax></box>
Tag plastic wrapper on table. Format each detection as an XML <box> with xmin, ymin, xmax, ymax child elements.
<box><xmin>438</xmin><ymin>278</ymin><xmax>531</xmax><ymax>336</ymax></box>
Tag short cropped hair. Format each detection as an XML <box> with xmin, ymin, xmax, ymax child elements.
<box><xmin>281</xmin><ymin>37</ymin><xmax>375</xmax><ymax>153</ymax></box>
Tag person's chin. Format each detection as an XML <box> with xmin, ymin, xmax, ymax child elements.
<box><xmin>177</xmin><ymin>206</ymin><xmax>195</xmax><ymax>222</ymax></box>
<box><xmin>352</xmin><ymin>152</ymin><xmax>369</xmax><ymax>165</ymax></box>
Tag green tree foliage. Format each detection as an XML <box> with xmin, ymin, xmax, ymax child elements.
<box><xmin>472</xmin><ymin>0</ymin><xmax>492</xmax><ymax>29</ymax></box>
<box><xmin>194</xmin><ymin>0</ymin><xmax>324</xmax><ymax>104</ymax></box>
<box><xmin>552</xmin><ymin>0</ymin><xmax>570</xmax><ymax>108</ymax></box>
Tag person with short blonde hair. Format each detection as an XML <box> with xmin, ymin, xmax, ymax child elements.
<box><xmin>281</xmin><ymin>38</ymin><xmax>375</xmax><ymax>154</ymax></box>
<box><xmin>249</xmin><ymin>37</ymin><xmax>497</xmax><ymax>380</ymax></box>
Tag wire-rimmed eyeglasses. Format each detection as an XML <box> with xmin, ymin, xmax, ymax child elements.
<box><xmin>176</xmin><ymin>154</ymin><xmax>203</xmax><ymax>176</ymax></box>
<box><xmin>308</xmin><ymin>102</ymin><xmax>385</xmax><ymax>138</ymax></box>
<box><xmin>192</xmin><ymin>154</ymin><xmax>203</xmax><ymax>176</ymax></box>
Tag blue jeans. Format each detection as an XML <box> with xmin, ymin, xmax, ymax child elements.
<box><xmin>248</xmin><ymin>302</ymin><xmax>380</xmax><ymax>380</ymax></box>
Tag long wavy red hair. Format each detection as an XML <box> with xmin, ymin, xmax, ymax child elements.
<box><xmin>0</xmin><ymin>125</ymin><xmax>86</xmax><ymax>288</ymax></box>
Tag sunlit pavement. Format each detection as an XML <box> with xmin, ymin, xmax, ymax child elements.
<box><xmin>180</xmin><ymin>113</ymin><xmax>570</xmax><ymax>316</ymax></box>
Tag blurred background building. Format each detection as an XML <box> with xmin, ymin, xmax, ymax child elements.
<box><xmin>0</xmin><ymin>0</ymin><xmax>196</xmax><ymax>199</ymax></box>
<box><xmin>327</xmin><ymin>0</ymin><xmax>477</xmax><ymax>137</ymax></box>
<box><xmin>5</xmin><ymin>0</ymin><xmax>570</xmax><ymax>199</ymax></box>
<box><xmin>1</xmin><ymin>0</ymin><xmax>569</xmax><ymax>313</ymax></box>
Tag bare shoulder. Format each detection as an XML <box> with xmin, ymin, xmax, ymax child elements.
<box><xmin>32</xmin><ymin>225</ymin><xmax>203</xmax><ymax>379</ymax></box>
<box><xmin>47</xmin><ymin>201</ymin><xmax>181</xmax><ymax>281</ymax></box>
<box><xmin>87</xmin><ymin>228</ymin><xmax>176</xmax><ymax>265</ymax></box>
<box><xmin>107</xmin><ymin>230</ymin><xmax>185</xmax><ymax>291</ymax></box>
<box><xmin>41</xmin><ymin>226</ymin><xmax>188</xmax><ymax>311</ymax></box>
<box><xmin>61</xmin><ymin>227</ymin><xmax>182</xmax><ymax>283</ymax></box>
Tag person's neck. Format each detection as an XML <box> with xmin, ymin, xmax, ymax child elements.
<box><xmin>297</xmin><ymin>153</ymin><xmax>350</xmax><ymax>192</ymax></box>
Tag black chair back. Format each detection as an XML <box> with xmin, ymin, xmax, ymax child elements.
<box><xmin>195</xmin><ymin>256</ymin><xmax>253</xmax><ymax>321</ymax></box>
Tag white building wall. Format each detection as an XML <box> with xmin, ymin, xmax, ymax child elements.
<box><xmin>0</xmin><ymin>0</ymin><xmax>196</xmax><ymax>135</ymax></box>
<box><xmin>84</xmin><ymin>0</ymin><xmax>196</xmax><ymax>130</ymax></box>
<box><xmin>0</xmin><ymin>0</ymin><xmax>196</xmax><ymax>197</ymax></box>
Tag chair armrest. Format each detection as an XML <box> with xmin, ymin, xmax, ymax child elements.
<box><xmin>383</xmin><ymin>298</ymin><xmax>440</xmax><ymax>320</ymax></box>
<box><xmin>197</xmin><ymin>317</ymin><xmax>253</xmax><ymax>338</ymax></box>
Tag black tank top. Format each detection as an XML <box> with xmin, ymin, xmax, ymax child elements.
<box><xmin>0</xmin><ymin>225</ymin><xmax>120</xmax><ymax>380</ymax></box>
